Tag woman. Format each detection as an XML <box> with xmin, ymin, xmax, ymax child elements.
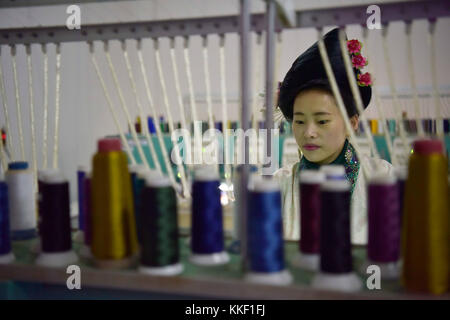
<box><xmin>275</xmin><ymin>28</ymin><xmax>394</xmax><ymax>245</ymax></box>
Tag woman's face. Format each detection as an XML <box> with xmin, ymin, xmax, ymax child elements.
<box><xmin>292</xmin><ymin>89</ymin><xmax>358</xmax><ymax>164</ymax></box>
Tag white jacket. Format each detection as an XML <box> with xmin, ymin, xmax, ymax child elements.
<box><xmin>275</xmin><ymin>157</ymin><xmax>395</xmax><ymax>245</ymax></box>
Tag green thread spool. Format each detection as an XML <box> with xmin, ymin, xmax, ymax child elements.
<box><xmin>138</xmin><ymin>170</ymin><xmax>183</xmax><ymax>276</ymax></box>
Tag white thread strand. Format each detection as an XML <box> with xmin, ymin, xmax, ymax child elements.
<box><xmin>219</xmin><ymin>35</ymin><xmax>232</xmax><ymax>191</ymax></box>
<box><xmin>362</xmin><ymin>30</ymin><xmax>398</xmax><ymax>167</ymax></box>
<box><xmin>405</xmin><ymin>23</ymin><xmax>425</xmax><ymax>137</ymax></box>
<box><xmin>317</xmin><ymin>29</ymin><xmax>370</xmax><ymax>180</ymax></box>
<box><xmin>169</xmin><ymin>39</ymin><xmax>188</xmax><ymax>131</ymax></box>
<box><xmin>137</xmin><ymin>40</ymin><xmax>189</xmax><ymax>198</ymax></box>
<box><xmin>154</xmin><ymin>40</ymin><xmax>189</xmax><ymax>195</ymax></box>
<box><xmin>42</xmin><ymin>44</ymin><xmax>49</xmax><ymax>169</ymax></box>
<box><xmin>121</xmin><ymin>41</ymin><xmax>162</xmax><ymax>175</ymax></box>
<box><xmin>252</xmin><ymin>33</ymin><xmax>262</xmax><ymax>130</ymax></box>
<box><xmin>252</xmin><ymin>33</ymin><xmax>262</xmax><ymax>171</ymax></box>
<box><xmin>338</xmin><ymin>29</ymin><xmax>381</xmax><ymax>171</ymax></box>
<box><xmin>52</xmin><ymin>43</ymin><xmax>61</xmax><ymax>169</ymax></box>
<box><xmin>428</xmin><ymin>21</ymin><xmax>444</xmax><ymax>137</ymax></box>
<box><xmin>274</xmin><ymin>32</ymin><xmax>282</xmax><ymax>104</ymax></box>
<box><xmin>183</xmin><ymin>37</ymin><xmax>202</xmax><ymax>164</ymax></box>
<box><xmin>202</xmin><ymin>37</ymin><xmax>215</xmax><ymax>132</ymax></box>
<box><xmin>104</xmin><ymin>42</ymin><xmax>149</xmax><ymax>170</ymax></box>
<box><xmin>381</xmin><ymin>27</ymin><xmax>410</xmax><ymax>157</ymax></box>
<box><xmin>0</xmin><ymin>48</ymin><xmax>13</xmax><ymax>158</ymax></box>
<box><xmin>202</xmin><ymin>36</ymin><xmax>220</xmax><ymax>175</ymax></box>
<box><xmin>89</xmin><ymin>43</ymin><xmax>136</xmax><ymax>165</ymax></box>
<box><xmin>11</xmin><ymin>45</ymin><xmax>25</xmax><ymax>161</ymax></box>
<box><xmin>26</xmin><ymin>45</ymin><xmax>38</xmax><ymax>187</ymax></box>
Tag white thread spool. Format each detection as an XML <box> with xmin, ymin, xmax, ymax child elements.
<box><xmin>0</xmin><ymin>252</ymin><xmax>15</xmax><ymax>264</ymax></box>
<box><xmin>138</xmin><ymin>170</ymin><xmax>184</xmax><ymax>276</ymax></box>
<box><xmin>320</xmin><ymin>165</ymin><xmax>346</xmax><ymax>181</ymax></box>
<box><xmin>189</xmin><ymin>166</ymin><xmax>230</xmax><ymax>266</ymax></box>
<box><xmin>6</xmin><ymin>162</ymin><xmax>37</xmax><ymax>240</ymax></box>
<box><xmin>231</xmin><ymin>165</ymin><xmax>258</xmax><ymax>249</ymax></box>
<box><xmin>35</xmin><ymin>169</ymin><xmax>78</xmax><ymax>268</ymax></box>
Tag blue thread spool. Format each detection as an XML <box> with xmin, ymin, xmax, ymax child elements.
<box><xmin>245</xmin><ymin>176</ymin><xmax>293</xmax><ymax>285</ymax></box>
<box><xmin>147</xmin><ymin>117</ymin><xmax>156</xmax><ymax>134</ymax></box>
<box><xmin>79</xmin><ymin>173</ymin><xmax>93</xmax><ymax>260</ymax></box>
<box><xmin>443</xmin><ymin>119</ymin><xmax>449</xmax><ymax>134</ymax></box>
<box><xmin>214</xmin><ymin>122</ymin><xmax>223</xmax><ymax>132</ymax></box>
<box><xmin>6</xmin><ymin>161</ymin><xmax>37</xmax><ymax>240</ymax></box>
<box><xmin>190</xmin><ymin>166</ymin><xmax>229</xmax><ymax>266</ymax></box>
<box><xmin>291</xmin><ymin>170</ymin><xmax>325</xmax><ymax>271</ymax></box>
<box><xmin>35</xmin><ymin>170</ymin><xmax>78</xmax><ymax>267</ymax></box>
<box><xmin>0</xmin><ymin>181</ymin><xmax>14</xmax><ymax>264</ymax></box>
<box><xmin>75</xmin><ymin>165</ymin><xmax>88</xmax><ymax>243</ymax></box>
<box><xmin>311</xmin><ymin>179</ymin><xmax>362</xmax><ymax>292</ymax></box>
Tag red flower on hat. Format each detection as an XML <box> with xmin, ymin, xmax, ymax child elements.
<box><xmin>347</xmin><ymin>39</ymin><xmax>362</xmax><ymax>54</ymax></box>
<box><xmin>351</xmin><ymin>55</ymin><xmax>368</xmax><ymax>69</ymax></box>
<box><xmin>357</xmin><ymin>72</ymin><xmax>372</xmax><ymax>87</ymax></box>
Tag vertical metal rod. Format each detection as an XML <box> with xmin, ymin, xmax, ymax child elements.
<box><xmin>239</xmin><ymin>0</ymin><xmax>251</xmax><ymax>272</ymax></box>
<box><xmin>264</xmin><ymin>0</ymin><xmax>275</xmax><ymax>171</ymax></box>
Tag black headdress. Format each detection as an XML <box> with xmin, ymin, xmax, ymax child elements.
<box><xmin>278</xmin><ymin>28</ymin><xmax>372</xmax><ymax>121</ymax></box>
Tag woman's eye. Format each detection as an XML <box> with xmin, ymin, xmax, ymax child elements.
<box><xmin>295</xmin><ymin>120</ymin><xmax>304</xmax><ymax>125</ymax></box>
<box><xmin>318</xmin><ymin>120</ymin><xmax>329</xmax><ymax>125</ymax></box>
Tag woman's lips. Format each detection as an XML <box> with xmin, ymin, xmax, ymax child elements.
<box><xmin>303</xmin><ymin>144</ymin><xmax>320</xmax><ymax>151</ymax></box>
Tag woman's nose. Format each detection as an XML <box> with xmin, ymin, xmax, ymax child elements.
<box><xmin>304</xmin><ymin>123</ymin><xmax>318</xmax><ymax>138</ymax></box>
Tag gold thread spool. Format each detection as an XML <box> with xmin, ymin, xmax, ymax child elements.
<box><xmin>370</xmin><ymin>119</ymin><xmax>378</xmax><ymax>135</ymax></box>
<box><xmin>402</xmin><ymin>139</ymin><xmax>449</xmax><ymax>295</ymax></box>
<box><xmin>91</xmin><ymin>138</ymin><xmax>138</xmax><ymax>269</ymax></box>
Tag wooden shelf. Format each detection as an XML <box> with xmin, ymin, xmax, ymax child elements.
<box><xmin>1</xmin><ymin>236</ymin><xmax>449</xmax><ymax>300</ymax></box>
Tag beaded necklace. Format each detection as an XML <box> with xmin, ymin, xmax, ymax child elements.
<box><xmin>297</xmin><ymin>139</ymin><xmax>360</xmax><ymax>194</ymax></box>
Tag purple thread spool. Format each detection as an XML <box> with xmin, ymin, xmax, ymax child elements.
<box><xmin>311</xmin><ymin>179</ymin><xmax>362</xmax><ymax>292</ymax></box>
<box><xmin>35</xmin><ymin>170</ymin><xmax>78</xmax><ymax>267</ymax></box>
<box><xmin>291</xmin><ymin>170</ymin><xmax>325</xmax><ymax>271</ymax></box>
<box><xmin>366</xmin><ymin>174</ymin><xmax>400</xmax><ymax>280</ymax></box>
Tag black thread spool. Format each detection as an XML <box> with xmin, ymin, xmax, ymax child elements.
<box><xmin>311</xmin><ymin>179</ymin><xmax>362</xmax><ymax>292</ymax></box>
<box><xmin>35</xmin><ymin>170</ymin><xmax>78</xmax><ymax>267</ymax></box>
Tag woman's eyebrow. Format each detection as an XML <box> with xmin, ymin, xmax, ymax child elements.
<box><xmin>294</xmin><ymin>111</ymin><xmax>332</xmax><ymax>116</ymax></box>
